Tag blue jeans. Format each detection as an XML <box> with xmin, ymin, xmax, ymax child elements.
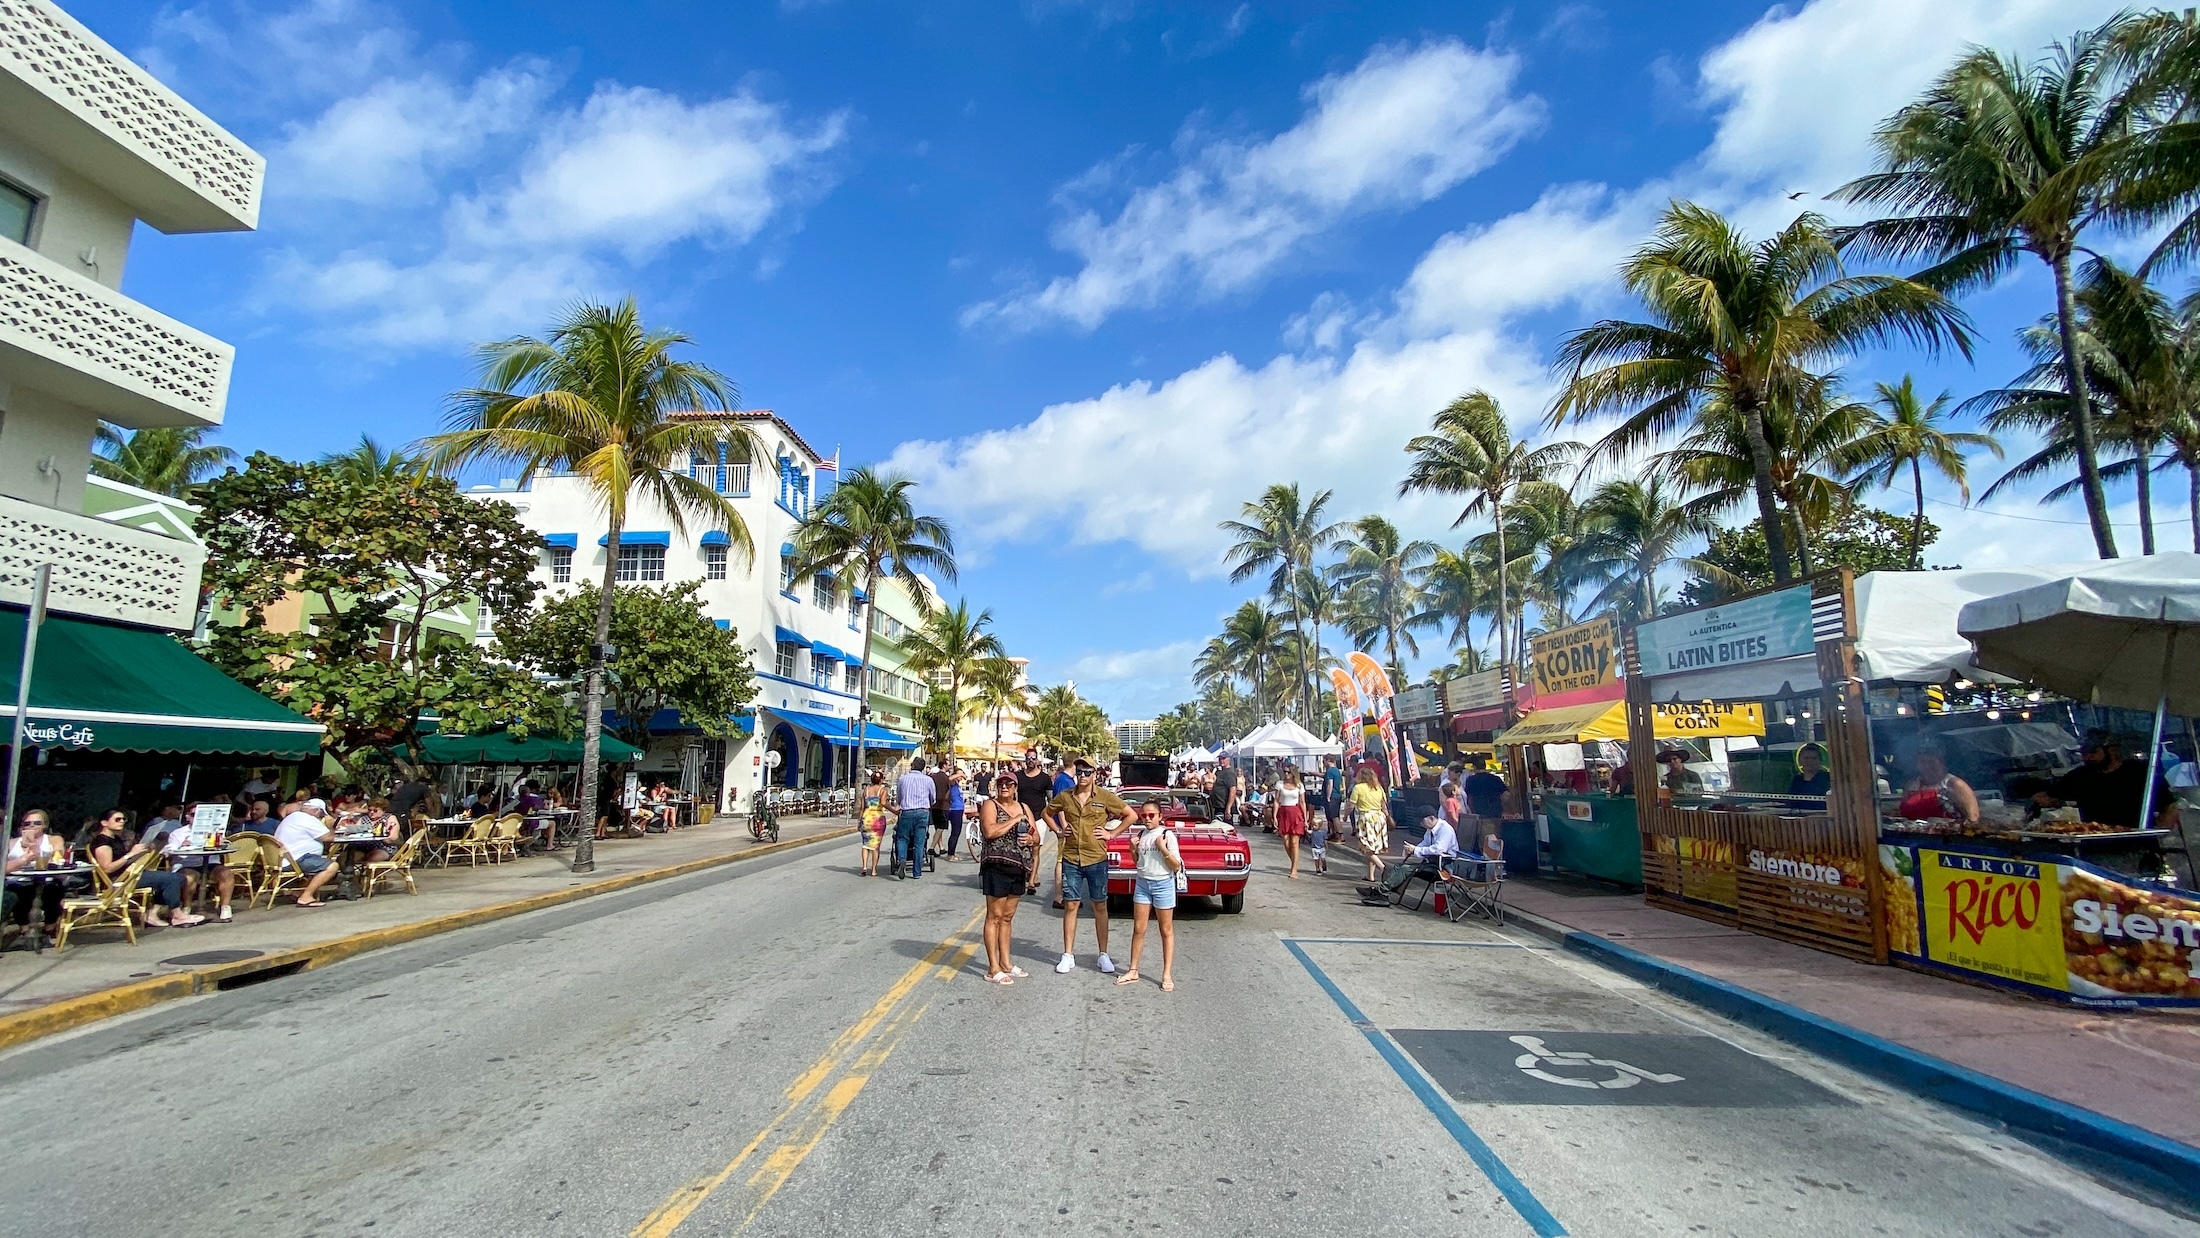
<box><xmin>895</xmin><ymin>810</ymin><xmax>930</xmax><ymax>876</ymax></box>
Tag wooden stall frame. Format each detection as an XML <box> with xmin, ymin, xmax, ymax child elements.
<box><xmin>1628</xmin><ymin>569</ymin><xmax>1888</xmax><ymax>964</ymax></box>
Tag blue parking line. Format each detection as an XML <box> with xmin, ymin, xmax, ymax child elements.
<box><xmin>1281</xmin><ymin>938</ymin><xmax>1567</xmax><ymax>1238</ymax></box>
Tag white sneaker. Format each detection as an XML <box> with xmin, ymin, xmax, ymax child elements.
<box><xmin>1097</xmin><ymin>953</ymin><xmax>1116</xmax><ymax>974</ymax></box>
<box><xmin>1055</xmin><ymin>953</ymin><xmax>1076</xmax><ymax>974</ymax></box>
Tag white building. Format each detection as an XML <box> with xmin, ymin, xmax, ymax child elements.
<box><xmin>1114</xmin><ymin>719</ymin><xmax>1158</xmax><ymax>753</ymax></box>
<box><xmin>466</xmin><ymin>410</ymin><xmax>926</xmax><ymax>810</ymax></box>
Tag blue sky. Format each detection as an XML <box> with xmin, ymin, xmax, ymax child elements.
<box><xmin>85</xmin><ymin>0</ymin><xmax>2150</xmax><ymax>718</ymax></box>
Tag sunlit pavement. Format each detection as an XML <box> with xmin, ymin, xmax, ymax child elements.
<box><xmin>0</xmin><ymin>830</ymin><xmax>2192</xmax><ymax>1237</ymax></box>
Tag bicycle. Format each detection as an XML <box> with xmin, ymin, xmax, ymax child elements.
<box><xmin>749</xmin><ymin>793</ymin><xmax>779</xmax><ymax>843</ymax></box>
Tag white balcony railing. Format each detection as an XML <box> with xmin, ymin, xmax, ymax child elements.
<box><xmin>0</xmin><ymin>0</ymin><xmax>262</xmax><ymax>232</ymax></box>
<box><xmin>0</xmin><ymin>235</ymin><xmax>233</xmax><ymax>427</ymax></box>
<box><xmin>687</xmin><ymin>461</ymin><xmax>752</xmax><ymax>496</ymax></box>
<box><xmin>0</xmin><ymin>491</ymin><xmax>205</xmax><ymax>629</ymax></box>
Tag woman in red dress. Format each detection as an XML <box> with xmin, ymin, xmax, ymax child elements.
<box><xmin>1273</xmin><ymin>766</ymin><xmax>1308</xmax><ymax>878</ymax></box>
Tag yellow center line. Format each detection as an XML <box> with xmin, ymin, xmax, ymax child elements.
<box><xmin>628</xmin><ymin>915</ymin><xmax>981</xmax><ymax>1238</ymax></box>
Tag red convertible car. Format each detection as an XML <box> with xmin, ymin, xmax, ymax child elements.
<box><xmin>1105</xmin><ymin>754</ymin><xmax>1252</xmax><ymax>914</ymax></box>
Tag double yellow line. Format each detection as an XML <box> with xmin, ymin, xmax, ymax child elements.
<box><xmin>630</xmin><ymin>911</ymin><xmax>983</xmax><ymax>1236</ymax></box>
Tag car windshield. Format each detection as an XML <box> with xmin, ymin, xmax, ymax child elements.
<box><xmin>1121</xmin><ymin>789</ymin><xmax>1215</xmax><ymax>821</ymax></box>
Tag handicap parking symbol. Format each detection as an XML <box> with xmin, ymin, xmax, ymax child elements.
<box><xmin>1508</xmin><ymin>1034</ymin><xmax>1684</xmax><ymax>1090</ymax></box>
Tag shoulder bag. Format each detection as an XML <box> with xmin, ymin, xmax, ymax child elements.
<box><xmin>981</xmin><ymin>806</ymin><xmax>1032</xmax><ymax>882</ymax></box>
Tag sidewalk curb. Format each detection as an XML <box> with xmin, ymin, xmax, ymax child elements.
<box><xmin>1503</xmin><ymin>905</ymin><xmax>2200</xmax><ymax>1210</ymax></box>
<box><xmin>0</xmin><ymin>825</ymin><xmax>856</xmax><ymax>1057</ymax></box>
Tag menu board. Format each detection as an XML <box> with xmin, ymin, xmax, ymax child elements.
<box><xmin>1880</xmin><ymin>843</ymin><xmax>2200</xmax><ymax>1007</ymax></box>
<box><xmin>188</xmin><ymin>802</ymin><xmax>232</xmax><ymax>849</ymax></box>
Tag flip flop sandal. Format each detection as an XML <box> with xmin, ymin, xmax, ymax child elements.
<box><xmin>295</xmin><ymin>899</ymin><xmax>328</xmax><ymax>908</ymax></box>
<box><xmin>1161</xmin><ymin>980</ymin><xmax>1175</xmax><ymax>992</ymax></box>
<box><xmin>1113</xmin><ymin>972</ymin><xmax>1141</xmax><ymax>985</ymax></box>
<box><xmin>989</xmin><ymin>973</ymin><xmax>1014</xmax><ymax>985</ymax></box>
<box><xmin>1009</xmin><ymin>966</ymin><xmax>1029</xmax><ymax>978</ymax></box>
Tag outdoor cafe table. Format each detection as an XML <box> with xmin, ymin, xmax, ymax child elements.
<box><xmin>5</xmin><ymin>865</ymin><xmax>93</xmax><ymax>953</ymax></box>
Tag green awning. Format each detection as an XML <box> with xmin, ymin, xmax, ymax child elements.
<box><xmin>406</xmin><ymin>729</ymin><xmax>642</xmax><ymax>765</ymax></box>
<box><xmin>1</xmin><ymin>608</ymin><xmax>324</xmax><ymax>758</ymax></box>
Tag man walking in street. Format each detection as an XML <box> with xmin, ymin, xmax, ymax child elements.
<box><xmin>1212</xmin><ymin>754</ymin><xmax>1243</xmax><ymax>826</ymax></box>
<box><xmin>1015</xmin><ymin>752</ymin><xmax>1054</xmax><ymax>897</ymax></box>
<box><xmin>1047</xmin><ymin>758</ymin><xmax>1135</xmax><ymax>974</ymax></box>
<box><xmin>893</xmin><ymin>756</ymin><xmax>937</xmax><ymax>880</ymax></box>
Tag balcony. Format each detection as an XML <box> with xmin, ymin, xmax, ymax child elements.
<box><xmin>688</xmin><ymin>461</ymin><xmax>752</xmax><ymax>496</ymax></box>
<box><xmin>0</xmin><ymin>235</ymin><xmax>233</xmax><ymax>427</ymax></box>
<box><xmin>0</xmin><ymin>490</ymin><xmax>205</xmax><ymax>629</ymax></box>
<box><xmin>0</xmin><ymin>0</ymin><xmax>262</xmax><ymax>233</ymax></box>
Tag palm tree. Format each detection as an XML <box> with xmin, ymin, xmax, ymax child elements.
<box><xmin>419</xmin><ymin>298</ymin><xmax>750</xmax><ymax>874</ymax></box>
<box><xmin>1401</xmin><ymin>390</ymin><xmax>1580</xmax><ymax>670</ymax></box>
<box><xmin>789</xmin><ymin>467</ymin><xmax>956</xmax><ymax>783</ymax></box>
<box><xmin>1284</xmin><ymin>565</ymin><xmax>1335</xmax><ymax>720</ymax></box>
<box><xmin>91</xmin><ymin>425</ymin><xmax>235</xmax><ymax>497</ymax></box>
<box><xmin>1661</xmin><ymin>375</ymin><xmax>1871</xmax><ymax>575</ymax></box>
<box><xmin>319</xmin><ymin>435</ymin><xmax>423</xmax><ymax>483</ymax></box>
<box><xmin>1840</xmin><ymin>377</ymin><xmax>2001</xmax><ymax>568</ymax></box>
<box><xmin>1505</xmin><ymin>480</ymin><xmax>1597</xmax><ymax>630</ymax></box>
<box><xmin>1553</xmin><ymin>204</ymin><xmax>1972</xmax><ymax>583</ymax></box>
<box><xmin>1834</xmin><ymin>18</ymin><xmax>2140</xmax><ymax>557</ymax></box>
<box><xmin>1192</xmin><ymin>636</ymin><xmax>1237</xmax><ymax>696</ymax></box>
<box><xmin>902</xmin><ymin>598</ymin><xmax>1006</xmax><ymax>755</ymax></box>
<box><xmin>1216</xmin><ymin>601</ymin><xmax>1290</xmax><ymax>715</ymax></box>
<box><xmin>1219</xmin><ymin>483</ymin><xmax>1340</xmax><ymax>722</ymax></box>
<box><xmin>1415</xmin><ymin>546</ymin><xmax>1484</xmax><ymax>654</ymax></box>
<box><xmin>1575</xmin><ymin>477</ymin><xmax>1718</xmax><ymax>622</ymax></box>
<box><xmin>1331</xmin><ymin>515</ymin><xmax>1437</xmax><ymax>685</ymax></box>
<box><xmin>970</xmin><ymin>655</ymin><xmax>1030</xmax><ymax>760</ymax></box>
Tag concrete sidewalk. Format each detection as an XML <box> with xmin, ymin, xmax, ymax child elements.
<box><xmin>0</xmin><ymin>813</ymin><xmax>856</xmax><ymax>1026</ymax></box>
<box><xmin>1499</xmin><ymin>870</ymin><xmax>2200</xmax><ymax>1149</ymax></box>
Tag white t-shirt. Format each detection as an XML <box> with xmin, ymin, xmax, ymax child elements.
<box><xmin>1134</xmin><ymin>827</ymin><xmax>1181</xmax><ymax>881</ymax></box>
<box><xmin>274</xmin><ymin>811</ymin><xmax>329</xmax><ymax>861</ymax></box>
<box><xmin>1275</xmin><ymin>784</ymin><xmax>1303</xmax><ymax>807</ymax></box>
<box><xmin>7</xmin><ymin>835</ymin><xmax>64</xmax><ymax>865</ymax></box>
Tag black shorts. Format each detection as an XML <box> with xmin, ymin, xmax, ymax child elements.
<box><xmin>980</xmin><ymin>868</ymin><xmax>1025</xmax><ymax>898</ymax></box>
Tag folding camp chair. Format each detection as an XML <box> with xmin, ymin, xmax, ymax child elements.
<box><xmin>1443</xmin><ymin>835</ymin><xmax>1507</xmax><ymax>926</ymax></box>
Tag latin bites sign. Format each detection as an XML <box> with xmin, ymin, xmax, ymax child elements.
<box><xmin>1882</xmin><ymin>845</ymin><xmax>2200</xmax><ymax>1007</ymax></box>
<box><xmin>1529</xmin><ymin>617</ymin><xmax>1617</xmax><ymax>698</ymax></box>
<box><xmin>1635</xmin><ymin>585</ymin><xmax>1814</xmax><ymax>676</ymax></box>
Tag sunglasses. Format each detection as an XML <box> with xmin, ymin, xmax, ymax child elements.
<box><xmin>1139</xmin><ymin>811</ymin><xmax>1161</xmax><ymax>819</ymax></box>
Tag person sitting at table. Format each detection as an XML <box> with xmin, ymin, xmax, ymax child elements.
<box><xmin>164</xmin><ymin>801</ymin><xmax>240</xmax><ymax>924</ymax></box>
<box><xmin>275</xmin><ymin>798</ymin><xmax>342</xmax><ymax>907</ymax></box>
<box><xmin>1898</xmin><ymin>745</ymin><xmax>1980</xmax><ymax>825</ymax></box>
<box><xmin>234</xmin><ymin>799</ymin><xmax>277</xmax><ymax>835</ymax></box>
<box><xmin>341</xmin><ymin>798</ymin><xmax>402</xmax><ymax>864</ymax></box>
<box><xmin>1359</xmin><ymin>811</ymin><xmax>1460</xmax><ymax>899</ymax></box>
<box><xmin>5</xmin><ymin>809</ymin><xmax>72</xmax><ymax>944</ymax></box>
<box><xmin>1786</xmin><ymin>743</ymin><xmax>1832</xmax><ymax>808</ymax></box>
<box><xmin>82</xmin><ymin>809</ymin><xmax>197</xmax><ymax>928</ymax></box>
<box><xmin>139</xmin><ymin>803</ymin><xmax>186</xmax><ymax>851</ymax></box>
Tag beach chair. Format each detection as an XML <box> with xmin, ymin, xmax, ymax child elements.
<box><xmin>1442</xmin><ymin>835</ymin><xmax>1507</xmax><ymax>926</ymax></box>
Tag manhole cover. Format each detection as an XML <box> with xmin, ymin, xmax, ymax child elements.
<box><xmin>159</xmin><ymin>950</ymin><xmax>266</xmax><ymax>967</ymax></box>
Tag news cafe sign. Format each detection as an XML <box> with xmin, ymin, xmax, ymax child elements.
<box><xmin>18</xmin><ymin>718</ymin><xmax>96</xmax><ymax>749</ymax></box>
<box><xmin>1635</xmin><ymin>585</ymin><xmax>1814</xmax><ymax>676</ymax></box>
<box><xmin>1529</xmin><ymin>617</ymin><xmax>1616</xmax><ymax>696</ymax></box>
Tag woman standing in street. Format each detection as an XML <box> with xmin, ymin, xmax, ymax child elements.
<box><xmin>977</xmin><ymin>772</ymin><xmax>1035</xmax><ymax>984</ymax></box>
<box><xmin>1350</xmin><ymin>767</ymin><xmax>1390</xmax><ymax>882</ymax></box>
<box><xmin>1273</xmin><ymin>766</ymin><xmax>1308</xmax><ymax>879</ymax></box>
<box><xmin>944</xmin><ymin>767</ymin><xmax>968</xmax><ymax>861</ymax></box>
<box><xmin>858</xmin><ymin>769</ymin><xmax>888</xmax><ymax>877</ymax></box>
<box><xmin>1116</xmin><ymin>801</ymin><xmax>1182</xmax><ymax>991</ymax></box>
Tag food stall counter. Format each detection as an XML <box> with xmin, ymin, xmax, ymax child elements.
<box><xmin>1541</xmin><ymin>792</ymin><xmax>1643</xmax><ymax>885</ymax></box>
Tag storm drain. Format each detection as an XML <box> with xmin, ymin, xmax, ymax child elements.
<box><xmin>159</xmin><ymin>950</ymin><xmax>265</xmax><ymax>967</ymax></box>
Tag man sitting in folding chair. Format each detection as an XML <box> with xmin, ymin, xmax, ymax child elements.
<box><xmin>1444</xmin><ymin>835</ymin><xmax>1507</xmax><ymax>924</ymax></box>
<box><xmin>1358</xmin><ymin>811</ymin><xmax>1457</xmax><ymax>907</ymax></box>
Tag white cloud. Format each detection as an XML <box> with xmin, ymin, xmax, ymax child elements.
<box><xmin>964</xmin><ymin>39</ymin><xmax>1544</xmax><ymax>331</ymax></box>
<box><xmin>1388</xmin><ymin>182</ymin><xmax>1655</xmax><ymax>337</ymax></box>
<box><xmin>150</xmin><ymin>2</ymin><xmax>848</xmax><ymax>351</ymax></box>
<box><xmin>1049</xmin><ymin>640</ymin><xmax>1205</xmax><ymax>717</ymax></box>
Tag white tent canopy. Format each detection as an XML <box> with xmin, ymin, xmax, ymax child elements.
<box><xmin>1174</xmin><ymin>746</ymin><xmax>1218</xmax><ymax>765</ymax></box>
<box><xmin>1957</xmin><ymin>553</ymin><xmax>2200</xmax><ymax>717</ymax></box>
<box><xmin>1227</xmin><ymin>718</ymin><xmax>1343</xmax><ymax>758</ymax></box>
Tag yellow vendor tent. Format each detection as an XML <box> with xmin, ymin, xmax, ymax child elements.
<box><xmin>1495</xmin><ymin>699</ymin><xmax>1764</xmax><ymax>745</ymax></box>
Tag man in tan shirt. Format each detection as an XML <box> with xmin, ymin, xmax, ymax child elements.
<box><xmin>1046</xmin><ymin>758</ymin><xmax>1136</xmax><ymax>974</ymax></box>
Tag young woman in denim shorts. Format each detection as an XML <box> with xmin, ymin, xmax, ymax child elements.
<box><xmin>1115</xmin><ymin>803</ymin><xmax>1183</xmax><ymax>992</ymax></box>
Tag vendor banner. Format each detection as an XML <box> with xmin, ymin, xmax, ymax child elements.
<box><xmin>1329</xmin><ymin>667</ymin><xmax>1364</xmax><ymax>765</ymax></box>
<box><xmin>1651</xmin><ymin>701</ymin><xmax>1766</xmax><ymax>736</ymax></box>
<box><xmin>1393</xmin><ymin>684</ymin><xmax>1440</xmax><ymax>721</ymax></box>
<box><xmin>1447</xmin><ymin>668</ymin><xmax>1508</xmax><ymax>712</ymax></box>
<box><xmin>1530</xmin><ymin>617</ymin><xmax>1618</xmax><ymax>697</ymax></box>
<box><xmin>1880</xmin><ymin>843</ymin><xmax>2200</xmax><ymax>1007</ymax></box>
<box><xmin>1636</xmin><ymin>585</ymin><xmax>1814</xmax><ymax>678</ymax></box>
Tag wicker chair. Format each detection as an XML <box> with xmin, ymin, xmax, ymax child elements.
<box><xmin>442</xmin><ymin>816</ymin><xmax>498</xmax><ymax>868</ymax></box>
<box><xmin>253</xmin><ymin>836</ymin><xmax>308</xmax><ymax>909</ymax></box>
<box><xmin>487</xmin><ymin>814</ymin><xmax>522</xmax><ymax>863</ymax></box>
<box><xmin>55</xmin><ymin>849</ymin><xmax>159</xmax><ymax>949</ymax></box>
<box><xmin>362</xmin><ymin>828</ymin><xmax>429</xmax><ymax>897</ymax></box>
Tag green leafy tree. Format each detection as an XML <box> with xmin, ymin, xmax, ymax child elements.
<box><xmin>1220</xmin><ymin>483</ymin><xmax>1340</xmax><ymax>722</ymax></box>
<box><xmin>196</xmin><ymin>452</ymin><xmax>550</xmax><ymax>765</ymax></box>
<box><xmin>1024</xmin><ymin>683</ymin><xmax>1113</xmax><ymax>761</ymax></box>
<box><xmin>1576</xmin><ymin>477</ymin><xmax>1719</xmax><ymax>622</ymax></box>
<box><xmin>901</xmin><ymin>599</ymin><xmax>1005</xmax><ymax>745</ymax></box>
<box><xmin>1839</xmin><ymin>377</ymin><xmax>2000</xmax><ymax>568</ymax></box>
<box><xmin>1553</xmin><ymin>204</ymin><xmax>1972</xmax><ymax>583</ymax></box>
<box><xmin>1331</xmin><ymin>515</ymin><xmax>1437</xmax><ymax>685</ymax></box>
<box><xmin>499</xmin><ymin>581</ymin><xmax>756</xmax><ymax>750</ymax></box>
<box><xmin>1680</xmin><ymin>507</ymin><xmax>1940</xmax><ymax>607</ymax></box>
<box><xmin>92</xmin><ymin>425</ymin><xmax>235</xmax><ymax>498</ymax></box>
<box><xmin>1401</xmin><ymin>390</ymin><xmax>1580</xmax><ymax>669</ymax></box>
<box><xmin>789</xmin><ymin>467</ymin><xmax>956</xmax><ymax>781</ymax></box>
<box><xmin>1150</xmin><ymin>702</ymin><xmax>1204</xmax><ymax>753</ymax></box>
<box><xmin>969</xmin><ymin>655</ymin><xmax>1031</xmax><ymax>761</ymax></box>
<box><xmin>915</xmin><ymin>689</ymin><xmax>962</xmax><ymax>755</ymax></box>
<box><xmin>1661</xmin><ymin>375</ymin><xmax>1870</xmax><ymax>575</ymax></box>
<box><xmin>1216</xmin><ymin>600</ymin><xmax>1290</xmax><ymax>715</ymax></box>
<box><xmin>319</xmin><ymin>435</ymin><xmax>424</xmax><ymax>484</ymax></box>
<box><xmin>1835</xmin><ymin>17</ymin><xmax>2138</xmax><ymax>556</ymax></box>
<box><xmin>419</xmin><ymin>297</ymin><xmax>750</xmax><ymax>872</ymax></box>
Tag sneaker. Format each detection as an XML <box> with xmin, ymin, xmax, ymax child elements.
<box><xmin>1055</xmin><ymin>953</ymin><xmax>1076</xmax><ymax>974</ymax></box>
<box><xmin>1097</xmin><ymin>953</ymin><xmax>1116</xmax><ymax>975</ymax></box>
<box><xmin>218</xmin><ymin>905</ymin><xmax>232</xmax><ymax>923</ymax></box>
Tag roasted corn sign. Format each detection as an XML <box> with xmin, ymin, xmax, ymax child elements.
<box><xmin>1530</xmin><ymin>617</ymin><xmax>1617</xmax><ymax>698</ymax></box>
<box><xmin>1880</xmin><ymin>845</ymin><xmax>2200</xmax><ymax>1007</ymax></box>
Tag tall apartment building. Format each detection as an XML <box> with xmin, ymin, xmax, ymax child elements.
<box><xmin>1</xmin><ymin>1</ymin><xmax>321</xmax><ymax>820</ymax></box>
<box><xmin>466</xmin><ymin>410</ymin><xmax>933</xmax><ymax>810</ymax></box>
<box><xmin>1114</xmin><ymin>719</ymin><xmax>1158</xmax><ymax>753</ymax></box>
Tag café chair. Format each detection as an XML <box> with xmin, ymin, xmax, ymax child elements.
<box><xmin>488</xmin><ymin>814</ymin><xmax>523</xmax><ymax>863</ymax></box>
<box><xmin>252</xmin><ymin>836</ymin><xmax>306</xmax><ymax>909</ymax></box>
<box><xmin>363</xmin><ymin>829</ymin><xmax>429</xmax><ymax>898</ymax></box>
<box><xmin>222</xmin><ymin>835</ymin><xmax>264</xmax><ymax>909</ymax></box>
<box><xmin>442</xmin><ymin>816</ymin><xmax>498</xmax><ymax>868</ymax></box>
<box><xmin>55</xmin><ymin>850</ymin><xmax>160</xmax><ymax>950</ymax></box>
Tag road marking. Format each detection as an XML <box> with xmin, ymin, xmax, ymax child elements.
<box><xmin>1280</xmin><ymin>937</ymin><xmax>1567</xmax><ymax>1238</ymax></box>
<box><xmin>1509</xmin><ymin>1035</ymin><xmax>1685</xmax><ymax>1089</ymax></box>
<box><xmin>629</xmin><ymin>913</ymin><xmax>981</xmax><ymax>1238</ymax></box>
<box><xmin>1283</xmin><ymin>935</ymin><xmax>1537</xmax><ymax>948</ymax></box>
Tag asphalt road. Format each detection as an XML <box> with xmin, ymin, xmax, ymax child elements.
<box><xmin>2</xmin><ymin>830</ymin><xmax>2194</xmax><ymax>1238</ymax></box>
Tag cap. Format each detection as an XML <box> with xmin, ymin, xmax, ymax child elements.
<box><xmin>304</xmin><ymin>798</ymin><xmax>328</xmax><ymax>813</ymax></box>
